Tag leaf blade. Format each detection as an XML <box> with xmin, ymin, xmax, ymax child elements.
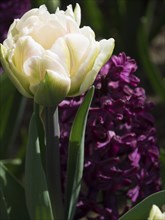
<box><xmin>25</xmin><ymin>113</ymin><xmax>53</xmax><ymax>220</ymax></box>
<box><xmin>0</xmin><ymin>162</ymin><xmax>30</xmax><ymax>220</ymax></box>
<box><xmin>64</xmin><ymin>86</ymin><xmax>95</xmax><ymax>220</ymax></box>
<box><xmin>0</xmin><ymin>189</ymin><xmax>10</xmax><ymax>220</ymax></box>
<box><xmin>0</xmin><ymin>73</ymin><xmax>26</xmax><ymax>158</ymax></box>
<box><xmin>119</xmin><ymin>190</ymin><xmax>165</xmax><ymax>220</ymax></box>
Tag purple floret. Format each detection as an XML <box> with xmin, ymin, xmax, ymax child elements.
<box><xmin>59</xmin><ymin>52</ymin><xmax>161</xmax><ymax>219</ymax></box>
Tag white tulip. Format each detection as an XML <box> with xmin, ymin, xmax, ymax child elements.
<box><xmin>0</xmin><ymin>4</ymin><xmax>114</xmax><ymax>106</ymax></box>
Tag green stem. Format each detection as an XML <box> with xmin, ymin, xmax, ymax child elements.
<box><xmin>34</xmin><ymin>103</ymin><xmax>46</xmax><ymax>172</ymax></box>
<box><xmin>45</xmin><ymin>106</ymin><xmax>64</xmax><ymax>220</ymax></box>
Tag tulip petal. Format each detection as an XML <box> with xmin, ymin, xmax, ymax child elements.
<box><xmin>148</xmin><ymin>205</ymin><xmax>165</xmax><ymax>220</ymax></box>
<box><xmin>65</xmin><ymin>5</ymin><xmax>74</xmax><ymax>18</ymax></box>
<box><xmin>80</xmin><ymin>26</ymin><xmax>95</xmax><ymax>40</ymax></box>
<box><xmin>0</xmin><ymin>44</ymin><xmax>32</xmax><ymax>98</ymax></box>
<box><xmin>54</xmin><ymin>9</ymin><xmax>79</xmax><ymax>34</ymax></box>
<box><xmin>79</xmin><ymin>38</ymin><xmax>115</xmax><ymax>95</ymax></box>
<box><xmin>50</xmin><ymin>37</ymin><xmax>70</xmax><ymax>73</ymax></box>
<box><xmin>65</xmin><ymin>4</ymin><xmax>81</xmax><ymax>26</ymax></box>
<box><xmin>65</xmin><ymin>33</ymin><xmax>91</xmax><ymax>75</ymax></box>
<box><xmin>24</xmin><ymin>50</ymin><xmax>69</xmax><ymax>95</ymax></box>
<box><xmin>3</xmin><ymin>19</ymin><xmax>19</xmax><ymax>48</ymax></box>
<box><xmin>13</xmin><ymin>36</ymin><xmax>44</xmax><ymax>74</ymax></box>
<box><xmin>16</xmin><ymin>5</ymin><xmax>49</xmax><ymax>31</ymax></box>
<box><xmin>51</xmin><ymin>33</ymin><xmax>93</xmax><ymax>97</ymax></box>
<box><xmin>74</xmin><ymin>4</ymin><xmax>81</xmax><ymax>26</ymax></box>
<box><xmin>43</xmin><ymin>50</ymin><xmax>69</xmax><ymax>78</ymax></box>
<box><xmin>34</xmin><ymin>70</ymin><xmax>70</xmax><ymax>106</ymax></box>
<box><xmin>68</xmin><ymin>37</ymin><xmax>100</xmax><ymax>96</ymax></box>
<box><xmin>23</xmin><ymin>56</ymin><xmax>42</xmax><ymax>92</ymax></box>
<box><xmin>31</xmin><ymin>23</ymin><xmax>65</xmax><ymax>49</ymax></box>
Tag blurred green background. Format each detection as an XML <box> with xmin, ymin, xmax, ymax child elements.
<box><xmin>0</xmin><ymin>0</ymin><xmax>165</xmax><ymax>187</ymax></box>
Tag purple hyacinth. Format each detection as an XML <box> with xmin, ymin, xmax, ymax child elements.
<box><xmin>0</xmin><ymin>0</ymin><xmax>30</xmax><ymax>43</ymax></box>
<box><xmin>59</xmin><ymin>53</ymin><xmax>161</xmax><ymax>220</ymax></box>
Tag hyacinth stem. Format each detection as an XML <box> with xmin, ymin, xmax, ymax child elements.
<box><xmin>45</xmin><ymin>106</ymin><xmax>64</xmax><ymax>220</ymax></box>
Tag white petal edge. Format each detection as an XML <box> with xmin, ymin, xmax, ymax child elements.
<box><xmin>0</xmin><ymin>44</ymin><xmax>32</xmax><ymax>98</ymax></box>
<box><xmin>74</xmin><ymin>3</ymin><xmax>81</xmax><ymax>26</ymax></box>
<box><xmin>68</xmin><ymin>38</ymin><xmax>99</xmax><ymax>96</ymax></box>
<box><xmin>16</xmin><ymin>5</ymin><xmax>48</xmax><ymax>31</ymax></box>
<box><xmin>79</xmin><ymin>38</ymin><xmax>115</xmax><ymax>95</ymax></box>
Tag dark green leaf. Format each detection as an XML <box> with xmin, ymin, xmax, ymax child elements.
<box><xmin>0</xmin><ymin>162</ymin><xmax>30</xmax><ymax>220</ymax></box>
<box><xmin>160</xmin><ymin>149</ymin><xmax>165</xmax><ymax>189</ymax></box>
<box><xmin>149</xmin><ymin>0</ymin><xmax>165</xmax><ymax>40</ymax></box>
<box><xmin>137</xmin><ymin>20</ymin><xmax>165</xmax><ymax>103</ymax></box>
<box><xmin>64</xmin><ymin>86</ymin><xmax>94</xmax><ymax>220</ymax></box>
<box><xmin>82</xmin><ymin>0</ymin><xmax>104</xmax><ymax>35</ymax></box>
<box><xmin>119</xmin><ymin>190</ymin><xmax>165</xmax><ymax>220</ymax></box>
<box><xmin>0</xmin><ymin>189</ymin><xmax>10</xmax><ymax>220</ymax></box>
<box><xmin>25</xmin><ymin>113</ymin><xmax>53</xmax><ymax>220</ymax></box>
<box><xmin>0</xmin><ymin>73</ymin><xmax>26</xmax><ymax>158</ymax></box>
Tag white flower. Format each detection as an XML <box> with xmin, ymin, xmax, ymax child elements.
<box><xmin>0</xmin><ymin>4</ymin><xmax>114</xmax><ymax>106</ymax></box>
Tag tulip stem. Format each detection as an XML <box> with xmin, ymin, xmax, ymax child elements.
<box><xmin>34</xmin><ymin>103</ymin><xmax>46</xmax><ymax>172</ymax></box>
<box><xmin>45</xmin><ymin>106</ymin><xmax>64</xmax><ymax>220</ymax></box>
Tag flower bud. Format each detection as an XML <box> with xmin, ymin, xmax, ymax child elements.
<box><xmin>0</xmin><ymin>4</ymin><xmax>114</xmax><ymax>106</ymax></box>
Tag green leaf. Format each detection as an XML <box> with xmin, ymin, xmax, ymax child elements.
<box><xmin>0</xmin><ymin>162</ymin><xmax>30</xmax><ymax>220</ymax></box>
<box><xmin>64</xmin><ymin>86</ymin><xmax>95</xmax><ymax>220</ymax></box>
<box><xmin>115</xmin><ymin>0</ymin><xmax>144</xmax><ymax>55</ymax></box>
<box><xmin>119</xmin><ymin>190</ymin><xmax>165</xmax><ymax>220</ymax></box>
<box><xmin>160</xmin><ymin>148</ymin><xmax>165</xmax><ymax>189</ymax></box>
<box><xmin>25</xmin><ymin>113</ymin><xmax>53</xmax><ymax>220</ymax></box>
<box><xmin>82</xmin><ymin>0</ymin><xmax>104</xmax><ymax>35</ymax></box>
<box><xmin>149</xmin><ymin>0</ymin><xmax>165</xmax><ymax>40</ymax></box>
<box><xmin>137</xmin><ymin>18</ymin><xmax>165</xmax><ymax>103</ymax></box>
<box><xmin>45</xmin><ymin>107</ymin><xmax>64</xmax><ymax>220</ymax></box>
<box><xmin>0</xmin><ymin>73</ymin><xmax>26</xmax><ymax>158</ymax></box>
<box><xmin>0</xmin><ymin>189</ymin><xmax>10</xmax><ymax>220</ymax></box>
